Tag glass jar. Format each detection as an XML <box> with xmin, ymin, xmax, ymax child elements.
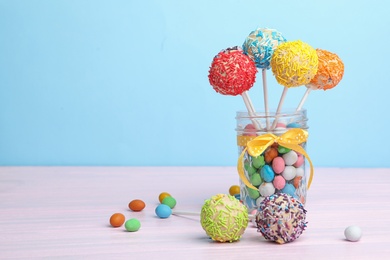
<box><xmin>236</xmin><ymin>109</ymin><xmax>311</xmax><ymax>212</ymax></box>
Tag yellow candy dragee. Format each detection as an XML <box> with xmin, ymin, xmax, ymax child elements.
<box><xmin>229</xmin><ymin>185</ymin><xmax>240</xmax><ymax>196</ymax></box>
<box><xmin>158</xmin><ymin>192</ymin><xmax>171</xmax><ymax>203</ymax></box>
<box><xmin>271</xmin><ymin>40</ymin><xmax>318</xmax><ymax>88</ymax></box>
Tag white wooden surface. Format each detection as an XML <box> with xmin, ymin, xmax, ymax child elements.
<box><xmin>1</xmin><ymin>167</ymin><xmax>389</xmax><ymax>259</ymax></box>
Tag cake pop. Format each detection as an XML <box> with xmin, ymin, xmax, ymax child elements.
<box><xmin>270</xmin><ymin>40</ymin><xmax>318</xmax><ymax>129</ymax></box>
<box><xmin>243</xmin><ymin>28</ymin><xmax>287</xmax><ymax>129</ymax></box>
<box><xmin>271</xmin><ymin>40</ymin><xmax>318</xmax><ymax>88</ymax></box>
<box><xmin>306</xmin><ymin>49</ymin><xmax>344</xmax><ymax>90</ymax></box>
<box><xmin>255</xmin><ymin>193</ymin><xmax>307</xmax><ymax>244</ymax></box>
<box><xmin>294</xmin><ymin>49</ymin><xmax>344</xmax><ymax>111</ymax></box>
<box><xmin>243</xmin><ymin>28</ymin><xmax>287</xmax><ymax>69</ymax></box>
<box><xmin>208</xmin><ymin>46</ymin><xmax>261</xmax><ymax>129</ymax></box>
<box><xmin>200</xmin><ymin>194</ymin><xmax>248</xmax><ymax>242</ymax></box>
<box><xmin>209</xmin><ymin>46</ymin><xmax>257</xmax><ymax>96</ymax></box>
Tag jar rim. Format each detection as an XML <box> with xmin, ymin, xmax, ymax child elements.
<box><xmin>236</xmin><ymin>108</ymin><xmax>307</xmax><ymax>119</ymax></box>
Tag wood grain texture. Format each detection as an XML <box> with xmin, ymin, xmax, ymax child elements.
<box><xmin>1</xmin><ymin>167</ymin><xmax>389</xmax><ymax>259</ymax></box>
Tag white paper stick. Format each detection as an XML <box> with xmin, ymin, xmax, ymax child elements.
<box><xmin>172</xmin><ymin>210</ymin><xmax>255</xmax><ymax>220</ymax></box>
<box><xmin>172</xmin><ymin>211</ymin><xmax>200</xmax><ymax>217</ymax></box>
<box><xmin>262</xmin><ymin>69</ymin><xmax>270</xmax><ymax>130</ymax></box>
<box><xmin>296</xmin><ymin>88</ymin><xmax>312</xmax><ymax>112</ymax></box>
<box><xmin>271</xmin><ymin>87</ymin><xmax>289</xmax><ymax>130</ymax></box>
<box><xmin>286</xmin><ymin>88</ymin><xmax>312</xmax><ymax>125</ymax></box>
<box><xmin>241</xmin><ymin>91</ymin><xmax>264</xmax><ymax>129</ymax></box>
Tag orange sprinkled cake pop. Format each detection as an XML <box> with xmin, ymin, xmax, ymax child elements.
<box><xmin>306</xmin><ymin>49</ymin><xmax>344</xmax><ymax>90</ymax></box>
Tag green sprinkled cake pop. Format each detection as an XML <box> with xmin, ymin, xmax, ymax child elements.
<box><xmin>200</xmin><ymin>194</ymin><xmax>248</xmax><ymax>242</ymax></box>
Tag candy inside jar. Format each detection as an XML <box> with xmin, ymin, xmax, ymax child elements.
<box><xmin>236</xmin><ymin>109</ymin><xmax>312</xmax><ymax>212</ymax></box>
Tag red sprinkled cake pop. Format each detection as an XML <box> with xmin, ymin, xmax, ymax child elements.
<box><xmin>208</xmin><ymin>46</ymin><xmax>257</xmax><ymax>96</ymax></box>
<box><xmin>208</xmin><ymin>47</ymin><xmax>261</xmax><ymax>129</ymax></box>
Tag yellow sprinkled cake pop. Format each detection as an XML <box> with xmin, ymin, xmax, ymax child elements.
<box><xmin>271</xmin><ymin>40</ymin><xmax>318</xmax><ymax>88</ymax></box>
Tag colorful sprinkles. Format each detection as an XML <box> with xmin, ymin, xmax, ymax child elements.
<box><xmin>242</xmin><ymin>28</ymin><xmax>287</xmax><ymax>69</ymax></box>
<box><xmin>271</xmin><ymin>40</ymin><xmax>318</xmax><ymax>88</ymax></box>
<box><xmin>255</xmin><ymin>193</ymin><xmax>307</xmax><ymax>244</ymax></box>
<box><xmin>200</xmin><ymin>194</ymin><xmax>248</xmax><ymax>243</ymax></box>
<box><xmin>306</xmin><ymin>49</ymin><xmax>344</xmax><ymax>90</ymax></box>
<box><xmin>208</xmin><ymin>47</ymin><xmax>257</xmax><ymax>96</ymax></box>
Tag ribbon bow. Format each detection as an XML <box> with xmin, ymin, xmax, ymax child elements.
<box><xmin>237</xmin><ymin>128</ymin><xmax>314</xmax><ymax>191</ymax></box>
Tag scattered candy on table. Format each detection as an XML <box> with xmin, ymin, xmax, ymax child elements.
<box><xmin>155</xmin><ymin>204</ymin><xmax>172</xmax><ymax>219</ymax></box>
<box><xmin>344</xmin><ymin>225</ymin><xmax>362</xmax><ymax>242</ymax></box>
<box><xmin>129</xmin><ymin>199</ymin><xmax>146</xmax><ymax>212</ymax></box>
<box><xmin>228</xmin><ymin>185</ymin><xmax>240</xmax><ymax>196</ymax></box>
<box><xmin>125</xmin><ymin>218</ymin><xmax>141</xmax><ymax>232</ymax></box>
<box><xmin>158</xmin><ymin>192</ymin><xmax>171</xmax><ymax>203</ymax></box>
<box><xmin>162</xmin><ymin>196</ymin><xmax>177</xmax><ymax>209</ymax></box>
<box><xmin>109</xmin><ymin>213</ymin><xmax>125</xmax><ymax>228</ymax></box>
<box><xmin>200</xmin><ymin>194</ymin><xmax>248</xmax><ymax>243</ymax></box>
<box><xmin>255</xmin><ymin>193</ymin><xmax>307</xmax><ymax>244</ymax></box>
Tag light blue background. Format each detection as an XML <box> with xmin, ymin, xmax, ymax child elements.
<box><xmin>1</xmin><ymin>0</ymin><xmax>389</xmax><ymax>167</ymax></box>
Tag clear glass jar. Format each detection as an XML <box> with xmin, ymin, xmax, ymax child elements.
<box><xmin>236</xmin><ymin>109</ymin><xmax>310</xmax><ymax>212</ymax></box>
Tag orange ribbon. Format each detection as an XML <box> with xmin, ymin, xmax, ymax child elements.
<box><xmin>237</xmin><ymin>128</ymin><xmax>314</xmax><ymax>191</ymax></box>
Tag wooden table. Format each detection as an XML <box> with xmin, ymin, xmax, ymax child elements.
<box><xmin>1</xmin><ymin>167</ymin><xmax>389</xmax><ymax>259</ymax></box>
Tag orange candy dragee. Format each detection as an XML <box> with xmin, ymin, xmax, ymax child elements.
<box><xmin>306</xmin><ymin>49</ymin><xmax>344</xmax><ymax>90</ymax></box>
<box><xmin>109</xmin><ymin>213</ymin><xmax>125</xmax><ymax>227</ymax></box>
<box><xmin>129</xmin><ymin>199</ymin><xmax>146</xmax><ymax>212</ymax></box>
<box><xmin>293</xmin><ymin>176</ymin><xmax>303</xmax><ymax>189</ymax></box>
<box><xmin>264</xmin><ymin>147</ymin><xmax>278</xmax><ymax>164</ymax></box>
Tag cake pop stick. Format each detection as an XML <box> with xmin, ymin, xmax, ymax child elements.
<box><xmin>261</xmin><ymin>69</ymin><xmax>271</xmax><ymax>129</ymax></box>
<box><xmin>271</xmin><ymin>87</ymin><xmax>289</xmax><ymax>129</ymax></box>
<box><xmin>208</xmin><ymin>46</ymin><xmax>263</xmax><ymax>129</ymax></box>
<box><xmin>295</xmin><ymin>88</ymin><xmax>312</xmax><ymax>112</ymax></box>
<box><xmin>172</xmin><ymin>209</ymin><xmax>255</xmax><ymax>220</ymax></box>
<box><xmin>241</xmin><ymin>91</ymin><xmax>260</xmax><ymax>128</ymax></box>
<box><xmin>270</xmin><ymin>40</ymin><xmax>319</xmax><ymax>130</ymax></box>
<box><xmin>243</xmin><ymin>28</ymin><xmax>286</xmax><ymax>130</ymax></box>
